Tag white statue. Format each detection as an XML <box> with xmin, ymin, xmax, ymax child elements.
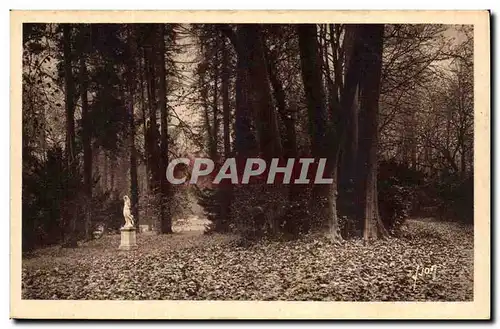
<box><xmin>122</xmin><ymin>195</ymin><xmax>135</xmax><ymax>228</ymax></box>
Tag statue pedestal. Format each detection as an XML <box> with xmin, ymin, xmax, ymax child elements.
<box><xmin>119</xmin><ymin>227</ymin><xmax>137</xmax><ymax>250</ymax></box>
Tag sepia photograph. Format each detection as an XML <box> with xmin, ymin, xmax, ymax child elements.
<box><xmin>10</xmin><ymin>10</ymin><xmax>490</xmax><ymax>319</ymax></box>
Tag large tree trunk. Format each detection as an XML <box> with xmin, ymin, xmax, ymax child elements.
<box><xmin>103</xmin><ymin>150</ymin><xmax>108</xmax><ymax>189</ymax></box>
<box><xmin>356</xmin><ymin>24</ymin><xmax>389</xmax><ymax>241</ymax></box>
<box><xmin>322</xmin><ymin>25</ymin><xmax>335</xmax><ymax>116</ymax></box>
<box><xmin>218</xmin><ymin>35</ymin><xmax>232</xmax><ymax>232</ymax></box>
<box><xmin>62</xmin><ymin>24</ymin><xmax>78</xmax><ymax>247</ymax></box>
<box><xmin>127</xmin><ymin>25</ymin><xmax>140</xmax><ymax>228</ymax></box>
<box><xmin>79</xmin><ymin>25</ymin><xmax>92</xmax><ymax>241</ymax></box>
<box><xmin>297</xmin><ymin>25</ymin><xmax>328</xmax><ymax>157</ymax></box>
<box><xmin>139</xmin><ymin>47</ymin><xmax>149</xmax><ymax>192</ymax></box>
<box><xmin>298</xmin><ymin>24</ymin><xmax>368</xmax><ymax>241</ymax></box>
<box><xmin>157</xmin><ymin>24</ymin><xmax>173</xmax><ymax>234</ymax></box>
<box><xmin>110</xmin><ymin>156</ymin><xmax>115</xmax><ymax>191</ymax></box>
<box><xmin>338</xmin><ymin>84</ymin><xmax>359</xmax><ymax>230</ymax></box>
<box><xmin>335</xmin><ymin>24</ymin><xmax>361</xmax><ymax>227</ymax></box>
<box><xmin>238</xmin><ymin>24</ymin><xmax>282</xmax><ymax>161</ymax></box>
<box><xmin>144</xmin><ymin>27</ymin><xmax>162</xmax><ymax>232</ymax></box>
<box><xmin>221</xmin><ymin>37</ymin><xmax>231</xmax><ymax>157</ymax></box>
<box><xmin>201</xmin><ymin>70</ymin><xmax>213</xmax><ymax>145</ymax></box>
<box><xmin>234</xmin><ymin>37</ymin><xmax>257</xmax><ymax>157</ymax></box>
<box><xmin>264</xmin><ymin>42</ymin><xmax>297</xmax><ymax>160</ymax></box>
<box><xmin>297</xmin><ymin>24</ymin><xmax>340</xmax><ymax>240</ymax></box>
<box><xmin>264</xmin><ymin>40</ymin><xmax>304</xmax><ymax>235</ymax></box>
<box><xmin>211</xmin><ymin>34</ymin><xmax>219</xmax><ymax>161</ymax></box>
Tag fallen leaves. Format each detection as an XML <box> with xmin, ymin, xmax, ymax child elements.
<box><xmin>22</xmin><ymin>219</ymin><xmax>473</xmax><ymax>301</ymax></box>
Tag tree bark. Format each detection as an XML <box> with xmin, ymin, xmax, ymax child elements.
<box><xmin>221</xmin><ymin>37</ymin><xmax>231</xmax><ymax>157</ymax></box>
<box><xmin>157</xmin><ymin>24</ymin><xmax>173</xmax><ymax>234</ymax></box>
<box><xmin>297</xmin><ymin>25</ymin><xmax>328</xmax><ymax>157</ymax></box>
<box><xmin>79</xmin><ymin>24</ymin><xmax>92</xmax><ymax>240</ymax></box>
<box><xmin>110</xmin><ymin>156</ymin><xmax>115</xmax><ymax>191</ymax></box>
<box><xmin>234</xmin><ymin>36</ymin><xmax>257</xmax><ymax>157</ymax></box>
<box><xmin>264</xmin><ymin>42</ymin><xmax>297</xmax><ymax>159</ymax></box>
<box><xmin>211</xmin><ymin>34</ymin><xmax>219</xmax><ymax>161</ymax></box>
<box><xmin>139</xmin><ymin>46</ymin><xmax>149</xmax><ymax>192</ymax></box>
<box><xmin>62</xmin><ymin>24</ymin><xmax>78</xmax><ymax>247</ymax></box>
<box><xmin>127</xmin><ymin>25</ymin><xmax>140</xmax><ymax>228</ymax></box>
<box><xmin>265</xmin><ymin>40</ymin><xmax>304</xmax><ymax>235</ymax></box>
<box><xmin>298</xmin><ymin>24</ymin><xmax>340</xmax><ymax>240</ymax></box>
<box><xmin>144</xmin><ymin>28</ymin><xmax>161</xmax><ymax>198</ymax></box>
<box><xmin>238</xmin><ymin>24</ymin><xmax>282</xmax><ymax>161</ymax></box>
<box><xmin>338</xmin><ymin>84</ymin><xmax>359</xmax><ymax>226</ymax></box>
<box><xmin>356</xmin><ymin>24</ymin><xmax>389</xmax><ymax>241</ymax></box>
<box><xmin>218</xmin><ymin>35</ymin><xmax>232</xmax><ymax>232</ymax></box>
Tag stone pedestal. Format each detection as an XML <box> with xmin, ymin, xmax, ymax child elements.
<box><xmin>119</xmin><ymin>227</ymin><xmax>137</xmax><ymax>250</ymax></box>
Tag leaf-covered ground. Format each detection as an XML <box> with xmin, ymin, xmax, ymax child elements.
<box><xmin>22</xmin><ymin>218</ymin><xmax>473</xmax><ymax>301</ymax></box>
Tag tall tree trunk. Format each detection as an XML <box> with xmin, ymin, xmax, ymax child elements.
<box><xmin>200</xmin><ymin>70</ymin><xmax>213</xmax><ymax>148</ymax></box>
<box><xmin>110</xmin><ymin>156</ymin><xmax>115</xmax><ymax>191</ymax></box>
<box><xmin>338</xmin><ymin>84</ymin><xmax>359</xmax><ymax>227</ymax></box>
<box><xmin>298</xmin><ymin>24</ymin><xmax>367</xmax><ymax>240</ymax></box>
<box><xmin>238</xmin><ymin>24</ymin><xmax>282</xmax><ymax>161</ymax></box>
<box><xmin>356</xmin><ymin>24</ymin><xmax>389</xmax><ymax>241</ymax></box>
<box><xmin>264</xmin><ymin>42</ymin><xmax>297</xmax><ymax>159</ymax></box>
<box><xmin>127</xmin><ymin>25</ymin><xmax>140</xmax><ymax>228</ymax></box>
<box><xmin>265</xmin><ymin>41</ymin><xmax>303</xmax><ymax>235</ymax></box>
<box><xmin>211</xmin><ymin>34</ymin><xmax>219</xmax><ymax>161</ymax></box>
<box><xmin>221</xmin><ymin>37</ymin><xmax>231</xmax><ymax>157</ymax></box>
<box><xmin>297</xmin><ymin>24</ymin><xmax>340</xmax><ymax>239</ymax></box>
<box><xmin>297</xmin><ymin>25</ymin><xmax>328</xmax><ymax>157</ymax></box>
<box><xmin>323</xmin><ymin>25</ymin><xmax>335</xmax><ymax>116</ymax></box>
<box><xmin>79</xmin><ymin>25</ymin><xmax>92</xmax><ymax>240</ymax></box>
<box><xmin>218</xmin><ymin>36</ymin><xmax>232</xmax><ymax>232</ymax></box>
<box><xmin>157</xmin><ymin>24</ymin><xmax>172</xmax><ymax>234</ymax></box>
<box><xmin>62</xmin><ymin>24</ymin><xmax>78</xmax><ymax>247</ymax></box>
<box><xmin>330</xmin><ymin>24</ymin><xmax>343</xmax><ymax>103</ymax></box>
<box><xmin>234</xmin><ymin>39</ymin><xmax>257</xmax><ymax>157</ymax></box>
<box><xmin>103</xmin><ymin>151</ymin><xmax>108</xmax><ymax>189</ymax></box>
<box><xmin>144</xmin><ymin>30</ymin><xmax>162</xmax><ymax>230</ymax></box>
<box><xmin>139</xmin><ymin>48</ymin><xmax>149</xmax><ymax>192</ymax></box>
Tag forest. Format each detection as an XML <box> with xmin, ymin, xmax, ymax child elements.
<box><xmin>22</xmin><ymin>23</ymin><xmax>474</xmax><ymax>301</ymax></box>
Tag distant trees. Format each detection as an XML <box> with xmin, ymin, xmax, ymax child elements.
<box><xmin>22</xmin><ymin>23</ymin><xmax>185</xmax><ymax>250</ymax></box>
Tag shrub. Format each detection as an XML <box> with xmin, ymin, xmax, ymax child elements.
<box><xmin>90</xmin><ymin>189</ymin><xmax>123</xmax><ymax>233</ymax></box>
<box><xmin>377</xmin><ymin>160</ymin><xmax>422</xmax><ymax>235</ymax></box>
<box><xmin>22</xmin><ymin>146</ymin><xmax>78</xmax><ymax>251</ymax></box>
<box><xmin>434</xmin><ymin>172</ymin><xmax>473</xmax><ymax>224</ymax></box>
<box><xmin>230</xmin><ymin>184</ymin><xmax>293</xmax><ymax>239</ymax></box>
<box><xmin>378</xmin><ymin>182</ymin><xmax>413</xmax><ymax>235</ymax></box>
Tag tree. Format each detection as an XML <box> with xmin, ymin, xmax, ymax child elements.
<box><xmin>218</xmin><ymin>34</ymin><xmax>233</xmax><ymax>232</ymax></box>
<box><xmin>62</xmin><ymin>24</ymin><xmax>78</xmax><ymax>247</ymax></box>
<box><xmin>143</xmin><ymin>26</ymin><xmax>163</xmax><ymax>230</ymax></box>
<box><xmin>157</xmin><ymin>24</ymin><xmax>173</xmax><ymax>234</ymax></box>
<box><xmin>126</xmin><ymin>24</ymin><xmax>140</xmax><ymax>227</ymax></box>
<box><xmin>356</xmin><ymin>24</ymin><xmax>389</xmax><ymax>240</ymax></box>
<box><xmin>237</xmin><ymin>24</ymin><xmax>282</xmax><ymax>161</ymax></box>
<box><xmin>77</xmin><ymin>24</ymin><xmax>93</xmax><ymax>241</ymax></box>
<box><xmin>298</xmin><ymin>24</ymin><xmax>340</xmax><ymax>239</ymax></box>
